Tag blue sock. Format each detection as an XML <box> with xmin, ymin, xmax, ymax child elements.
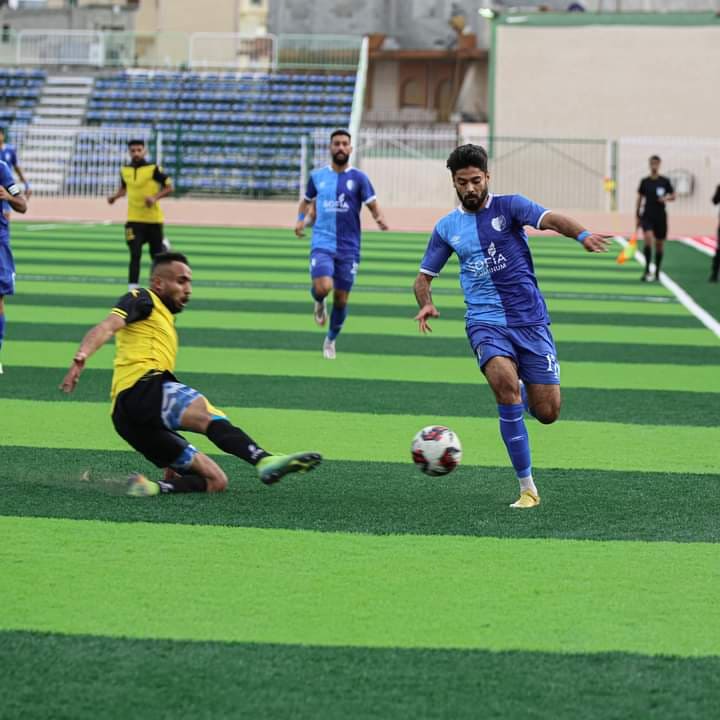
<box><xmin>311</xmin><ymin>287</ymin><xmax>325</xmax><ymax>303</ymax></box>
<box><xmin>498</xmin><ymin>402</ymin><xmax>532</xmax><ymax>480</ymax></box>
<box><xmin>327</xmin><ymin>305</ymin><xmax>347</xmax><ymax>341</ymax></box>
<box><xmin>0</xmin><ymin>311</ymin><xmax>5</xmax><ymax>352</ymax></box>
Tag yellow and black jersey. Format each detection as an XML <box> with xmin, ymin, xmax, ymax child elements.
<box><xmin>120</xmin><ymin>161</ymin><xmax>171</xmax><ymax>224</ymax></box>
<box><xmin>109</xmin><ymin>288</ymin><xmax>178</xmax><ymax>402</ymax></box>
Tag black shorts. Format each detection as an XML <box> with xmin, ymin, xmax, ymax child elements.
<box><xmin>640</xmin><ymin>214</ymin><xmax>667</xmax><ymax>240</ymax></box>
<box><xmin>125</xmin><ymin>222</ymin><xmax>164</xmax><ymax>251</ymax></box>
<box><xmin>112</xmin><ymin>371</ymin><xmax>192</xmax><ymax>469</ymax></box>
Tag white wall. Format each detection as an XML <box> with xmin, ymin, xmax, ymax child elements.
<box><xmin>495</xmin><ymin>24</ymin><xmax>720</xmax><ymax>139</ymax></box>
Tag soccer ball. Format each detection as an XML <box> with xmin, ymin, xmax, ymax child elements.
<box><xmin>411</xmin><ymin>425</ymin><xmax>462</xmax><ymax>476</ymax></box>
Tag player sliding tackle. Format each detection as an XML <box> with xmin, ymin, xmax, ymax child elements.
<box><xmin>60</xmin><ymin>252</ymin><xmax>321</xmax><ymax>496</ymax></box>
<box><xmin>414</xmin><ymin>144</ymin><xmax>609</xmax><ymax>508</ymax></box>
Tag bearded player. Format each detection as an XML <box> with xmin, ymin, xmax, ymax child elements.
<box><xmin>60</xmin><ymin>252</ymin><xmax>322</xmax><ymax>496</ymax></box>
<box><xmin>413</xmin><ymin>145</ymin><xmax>609</xmax><ymax>508</ymax></box>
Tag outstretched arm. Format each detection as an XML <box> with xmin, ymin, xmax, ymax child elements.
<box><xmin>540</xmin><ymin>211</ymin><xmax>610</xmax><ymax>253</ymax></box>
<box><xmin>59</xmin><ymin>314</ymin><xmax>125</xmax><ymax>393</ymax></box>
<box><xmin>413</xmin><ymin>272</ymin><xmax>440</xmax><ymax>333</ymax></box>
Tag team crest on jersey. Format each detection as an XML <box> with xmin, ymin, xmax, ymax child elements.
<box><xmin>346</xmin><ymin>179</ymin><xmax>355</xmax><ymax>191</ymax></box>
<box><xmin>491</xmin><ymin>215</ymin><xmax>507</xmax><ymax>232</ymax></box>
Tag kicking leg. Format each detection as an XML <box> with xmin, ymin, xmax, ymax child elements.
<box><xmin>483</xmin><ymin>356</ymin><xmax>539</xmax><ymax>508</ymax></box>
<box><xmin>179</xmin><ymin>393</ymin><xmax>322</xmax><ymax>485</ymax></box>
<box><xmin>312</xmin><ymin>275</ymin><xmax>332</xmax><ymax>326</ymax></box>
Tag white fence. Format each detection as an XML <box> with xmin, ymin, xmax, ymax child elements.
<box><xmin>8</xmin><ymin>30</ymin><xmax>361</xmax><ymax>71</ymax></box>
<box><xmin>329</xmin><ymin>129</ymin><xmax>611</xmax><ymax>210</ymax></box>
<box><xmin>9</xmin><ymin>125</ymin><xmax>156</xmax><ymax>197</ymax></box>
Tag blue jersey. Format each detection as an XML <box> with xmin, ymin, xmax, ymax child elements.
<box><xmin>420</xmin><ymin>194</ymin><xmax>551</xmax><ymax>327</ymax></box>
<box><xmin>0</xmin><ymin>144</ymin><xmax>17</xmax><ymax>170</ymax></box>
<box><xmin>0</xmin><ymin>159</ymin><xmax>21</xmax><ymax>240</ymax></box>
<box><xmin>304</xmin><ymin>165</ymin><xmax>376</xmax><ymax>259</ymax></box>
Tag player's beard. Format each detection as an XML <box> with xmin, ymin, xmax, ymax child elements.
<box><xmin>332</xmin><ymin>151</ymin><xmax>349</xmax><ymax>166</ymax></box>
<box><xmin>457</xmin><ymin>188</ymin><xmax>488</xmax><ymax>212</ymax></box>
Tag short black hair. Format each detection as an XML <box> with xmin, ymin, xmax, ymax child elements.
<box><xmin>330</xmin><ymin>129</ymin><xmax>351</xmax><ymax>142</ymax></box>
<box><xmin>128</xmin><ymin>139</ymin><xmax>145</xmax><ymax>147</ymax></box>
<box><xmin>151</xmin><ymin>252</ymin><xmax>189</xmax><ymax>274</ymax></box>
<box><xmin>447</xmin><ymin>144</ymin><xmax>488</xmax><ymax>175</ymax></box>
<box><xmin>650</xmin><ymin>155</ymin><xmax>661</xmax><ymax>163</ymax></box>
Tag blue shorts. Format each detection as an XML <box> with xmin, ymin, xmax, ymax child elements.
<box><xmin>467</xmin><ymin>323</ymin><xmax>560</xmax><ymax>385</ymax></box>
<box><xmin>0</xmin><ymin>241</ymin><xmax>15</xmax><ymax>296</ymax></box>
<box><xmin>310</xmin><ymin>250</ymin><xmax>358</xmax><ymax>292</ymax></box>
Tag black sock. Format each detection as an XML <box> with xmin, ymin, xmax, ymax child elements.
<box><xmin>643</xmin><ymin>246</ymin><xmax>652</xmax><ymax>269</ymax></box>
<box><xmin>712</xmin><ymin>249</ymin><xmax>720</xmax><ymax>280</ymax></box>
<box><xmin>159</xmin><ymin>474</ymin><xmax>208</xmax><ymax>493</ymax></box>
<box><xmin>654</xmin><ymin>250</ymin><xmax>664</xmax><ymax>276</ymax></box>
<box><xmin>206</xmin><ymin>419</ymin><xmax>270</xmax><ymax>465</ymax></box>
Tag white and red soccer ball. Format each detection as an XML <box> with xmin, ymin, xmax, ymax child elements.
<box><xmin>411</xmin><ymin>425</ymin><xmax>462</xmax><ymax>476</ymax></box>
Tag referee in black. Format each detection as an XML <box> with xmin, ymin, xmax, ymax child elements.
<box><xmin>636</xmin><ymin>155</ymin><xmax>675</xmax><ymax>282</ymax></box>
<box><xmin>710</xmin><ymin>184</ymin><xmax>720</xmax><ymax>283</ymax></box>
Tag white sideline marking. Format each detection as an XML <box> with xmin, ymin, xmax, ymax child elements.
<box><xmin>614</xmin><ymin>236</ymin><xmax>720</xmax><ymax>339</ymax></box>
<box><xmin>675</xmin><ymin>236</ymin><xmax>714</xmax><ymax>258</ymax></box>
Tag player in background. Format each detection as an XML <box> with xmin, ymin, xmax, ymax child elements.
<box><xmin>59</xmin><ymin>252</ymin><xmax>322</xmax><ymax>496</ymax></box>
<box><xmin>294</xmin><ymin>129</ymin><xmax>388</xmax><ymax>359</ymax></box>
<box><xmin>108</xmin><ymin>139</ymin><xmax>173</xmax><ymax>291</ymax></box>
<box><xmin>636</xmin><ymin>155</ymin><xmax>675</xmax><ymax>282</ymax></box>
<box><xmin>0</xmin><ymin>127</ymin><xmax>30</xmax><ymax>220</ymax></box>
<box><xmin>709</xmin><ymin>183</ymin><xmax>720</xmax><ymax>283</ymax></box>
<box><xmin>413</xmin><ymin>144</ymin><xmax>609</xmax><ymax>508</ymax></box>
<box><xmin>0</xmin><ymin>158</ymin><xmax>28</xmax><ymax>374</ymax></box>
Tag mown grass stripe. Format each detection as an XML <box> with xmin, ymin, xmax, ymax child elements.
<box><xmin>2</xmin><ymin>447</ymin><xmax>718</xmax><ymax>542</ymax></box>
<box><xmin>9</xmin><ymin>294</ymin><xmax>702</xmax><ymax>328</ymax></box>
<box><xmin>3</xmin><ymin>631</ymin><xmax>717</xmax><ymax>720</ymax></box>
<box><xmin>10</xmin><ymin>306</ymin><xmax>715</xmax><ymax>346</ymax></box>
<box><xmin>13</xmin><ymin>254</ymin><xmax>645</xmax><ymax>285</ymax></box>
<box><xmin>5</xmin><ymin>339</ymin><xmax>719</xmax><ymax>386</ymax></box>
<box><xmin>5</xmin><ymin>367</ymin><xmax>714</xmax><ymax>426</ymax></box>
<box><xmin>3</xmin><ymin>517</ymin><xmax>719</xmax><ymax>656</ymax></box>
<box><xmin>11</xmin><ymin>280</ymin><xmax>687</xmax><ymax>312</ymax></box>
<box><xmin>1</xmin><ymin>400</ymin><xmax>717</xmax><ymax>473</ymax></box>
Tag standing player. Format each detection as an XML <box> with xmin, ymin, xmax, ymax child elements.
<box><xmin>294</xmin><ymin>129</ymin><xmax>388</xmax><ymax>359</ymax></box>
<box><xmin>413</xmin><ymin>144</ymin><xmax>608</xmax><ymax>508</ymax></box>
<box><xmin>636</xmin><ymin>155</ymin><xmax>675</xmax><ymax>282</ymax></box>
<box><xmin>709</xmin><ymin>183</ymin><xmax>720</xmax><ymax>283</ymax></box>
<box><xmin>108</xmin><ymin>139</ymin><xmax>173</xmax><ymax>291</ymax></box>
<box><xmin>59</xmin><ymin>252</ymin><xmax>322</xmax><ymax>496</ymax></box>
<box><xmin>0</xmin><ymin>127</ymin><xmax>31</xmax><ymax>219</ymax></box>
<box><xmin>0</xmin><ymin>158</ymin><xmax>28</xmax><ymax>374</ymax></box>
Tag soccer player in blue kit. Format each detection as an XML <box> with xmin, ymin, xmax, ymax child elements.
<box><xmin>295</xmin><ymin>129</ymin><xmax>388</xmax><ymax>359</ymax></box>
<box><xmin>0</xmin><ymin>158</ymin><xmax>28</xmax><ymax>374</ymax></box>
<box><xmin>414</xmin><ymin>145</ymin><xmax>609</xmax><ymax>508</ymax></box>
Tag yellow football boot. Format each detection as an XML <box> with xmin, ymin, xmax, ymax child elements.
<box><xmin>510</xmin><ymin>490</ymin><xmax>540</xmax><ymax>508</ymax></box>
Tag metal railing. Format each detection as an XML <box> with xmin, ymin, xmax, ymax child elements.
<box><xmin>5</xmin><ymin>30</ymin><xmax>362</xmax><ymax>71</ymax></box>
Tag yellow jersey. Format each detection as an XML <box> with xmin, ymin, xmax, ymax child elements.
<box><xmin>120</xmin><ymin>161</ymin><xmax>170</xmax><ymax>224</ymax></box>
<box><xmin>109</xmin><ymin>288</ymin><xmax>178</xmax><ymax>402</ymax></box>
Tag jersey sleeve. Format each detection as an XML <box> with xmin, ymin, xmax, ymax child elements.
<box><xmin>638</xmin><ymin>178</ymin><xmax>646</xmax><ymax>194</ymax></box>
<box><xmin>8</xmin><ymin>147</ymin><xmax>17</xmax><ymax>167</ymax></box>
<box><xmin>665</xmin><ymin>177</ymin><xmax>675</xmax><ymax>195</ymax></box>
<box><xmin>304</xmin><ymin>174</ymin><xmax>318</xmax><ymax>201</ymax></box>
<box><xmin>509</xmin><ymin>194</ymin><xmax>550</xmax><ymax>229</ymax></box>
<box><xmin>0</xmin><ymin>161</ymin><xmax>20</xmax><ymax>195</ymax></box>
<box><xmin>120</xmin><ymin>170</ymin><xmax>127</xmax><ymax>189</ymax></box>
<box><xmin>110</xmin><ymin>288</ymin><xmax>154</xmax><ymax>324</ymax></box>
<box><xmin>419</xmin><ymin>227</ymin><xmax>453</xmax><ymax>277</ymax></box>
<box><xmin>153</xmin><ymin>165</ymin><xmax>170</xmax><ymax>186</ymax></box>
<box><xmin>360</xmin><ymin>173</ymin><xmax>376</xmax><ymax>204</ymax></box>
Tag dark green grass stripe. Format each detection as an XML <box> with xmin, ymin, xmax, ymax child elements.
<box><xmin>8</xmin><ymin>293</ymin><xmax>702</xmax><ymax>328</ymax></box>
<box><xmin>6</xmin><ymin>367</ymin><xmax>716</xmax><ymax>427</ymax></box>
<box><xmin>2</xmin><ymin>631</ymin><xmax>717</xmax><ymax>720</ymax></box>
<box><xmin>9</xmin><ymin>322</ymin><xmax>717</xmax><ymax>364</ymax></box>
<box><xmin>17</xmin><ymin>273</ymin><xmax>677</xmax><ymax>302</ymax></box>
<box><xmin>14</xmin><ymin>254</ymin><xmax>643</xmax><ymax>284</ymax></box>
<box><xmin>1</xmin><ymin>447</ymin><xmax>718</xmax><ymax>542</ymax></box>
